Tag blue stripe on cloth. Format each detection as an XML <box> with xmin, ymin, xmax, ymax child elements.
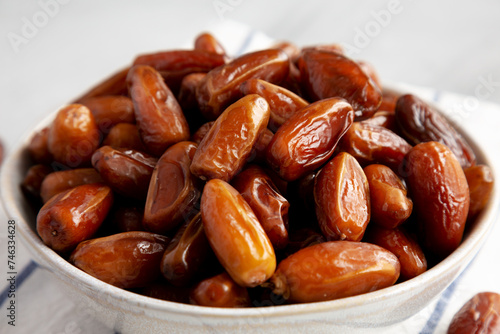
<box><xmin>0</xmin><ymin>260</ymin><xmax>39</xmax><ymax>307</ymax></box>
<box><xmin>235</xmin><ymin>29</ymin><xmax>256</xmax><ymax>56</ymax></box>
<box><xmin>418</xmin><ymin>256</ymin><xmax>476</xmax><ymax>334</ymax></box>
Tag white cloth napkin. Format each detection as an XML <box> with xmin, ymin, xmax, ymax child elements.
<box><xmin>1</xmin><ymin>20</ymin><xmax>500</xmax><ymax>334</ymax></box>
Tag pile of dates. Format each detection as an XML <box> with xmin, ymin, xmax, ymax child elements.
<box><xmin>22</xmin><ymin>32</ymin><xmax>494</xmax><ymax>307</ymax></box>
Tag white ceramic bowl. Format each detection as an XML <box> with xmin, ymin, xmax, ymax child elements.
<box><xmin>1</xmin><ymin>92</ymin><xmax>499</xmax><ymax>334</ymax></box>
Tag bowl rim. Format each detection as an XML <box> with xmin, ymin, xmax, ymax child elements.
<box><xmin>1</xmin><ymin>84</ymin><xmax>499</xmax><ymax>321</ymax></box>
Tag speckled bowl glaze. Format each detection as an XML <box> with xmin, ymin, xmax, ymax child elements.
<box><xmin>1</xmin><ymin>89</ymin><xmax>499</xmax><ymax>333</ymax></box>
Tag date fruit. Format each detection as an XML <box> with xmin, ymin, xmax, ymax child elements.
<box><xmin>190</xmin><ymin>272</ymin><xmax>251</xmax><ymax>308</ymax></box>
<box><xmin>447</xmin><ymin>292</ymin><xmax>500</xmax><ymax>334</ymax></box>
<box><xmin>314</xmin><ymin>152</ymin><xmax>370</xmax><ymax>241</ymax></box>
<box><xmin>201</xmin><ymin>179</ymin><xmax>276</xmax><ymax>287</ymax></box>
<box><xmin>37</xmin><ymin>183</ymin><xmax>113</xmax><ymax>253</ymax></box>
<box><xmin>405</xmin><ymin>141</ymin><xmax>470</xmax><ymax>258</ymax></box>
<box><xmin>190</xmin><ymin>94</ymin><xmax>270</xmax><ymax>182</ymax></box>
<box><xmin>270</xmin><ymin>241</ymin><xmax>400</xmax><ymax>303</ymax></box>
<box><xmin>266</xmin><ymin>97</ymin><xmax>353</xmax><ymax>181</ymax></box>
<box><xmin>70</xmin><ymin>231</ymin><xmax>169</xmax><ymax>289</ymax></box>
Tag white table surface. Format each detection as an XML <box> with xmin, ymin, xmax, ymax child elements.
<box><xmin>1</xmin><ymin>1</ymin><xmax>500</xmax><ymax>333</ymax></box>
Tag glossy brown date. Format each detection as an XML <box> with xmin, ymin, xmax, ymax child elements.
<box><xmin>298</xmin><ymin>49</ymin><xmax>381</xmax><ymax>120</ymax></box>
<box><xmin>110</xmin><ymin>204</ymin><xmax>144</xmax><ymax>233</ymax></box>
<box><xmin>231</xmin><ymin>165</ymin><xmax>290</xmax><ymax>250</ymax></box>
<box><xmin>40</xmin><ymin>167</ymin><xmax>103</xmax><ymax>203</ymax></box>
<box><xmin>266</xmin><ymin>97</ymin><xmax>353</xmax><ymax>181</ymax></box>
<box><xmin>464</xmin><ymin>165</ymin><xmax>494</xmax><ymax>220</ymax></box>
<box><xmin>91</xmin><ymin>146</ymin><xmax>157</xmax><ymax>200</ymax></box>
<box><xmin>339</xmin><ymin>121</ymin><xmax>412</xmax><ymax>172</ymax></box>
<box><xmin>48</xmin><ymin>104</ymin><xmax>100</xmax><ymax>168</ymax></box>
<box><xmin>191</xmin><ymin>121</ymin><xmax>214</xmax><ymax>144</ymax></box>
<box><xmin>314</xmin><ymin>152</ymin><xmax>370</xmax><ymax>241</ymax></box>
<box><xmin>37</xmin><ymin>183</ymin><xmax>113</xmax><ymax>253</ymax></box>
<box><xmin>270</xmin><ymin>241</ymin><xmax>400</xmax><ymax>303</ymax></box>
<box><xmin>201</xmin><ymin>179</ymin><xmax>276</xmax><ymax>287</ymax></box>
<box><xmin>69</xmin><ymin>231</ymin><xmax>169</xmax><ymax>289</ymax></box>
<box><xmin>80</xmin><ymin>95</ymin><xmax>135</xmax><ymax>134</ymax></box>
<box><xmin>102</xmin><ymin>123</ymin><xmax>147</xmax><ymax>152</ymax></box>
<box><xmin>405</xmin><ymin>141</ymin><xmax>470</xmax><ymax>258</ymax></box>
<box><xmin>161</xmin><ymin>213</ymin><xmax>212</xmax><ymax>287</ymax></box>
<box><xmin>143</xmin><ymin>141</ymin><xmax>201</xmax><ymax>234</ymax></box>
<box><xmin>240</xmin><ymin>78</ymin><xmax>309</xmax><ymax>131</ymax></box>
<box><xmin>190</xmin><ymin>94</ymin><xmax>270</xmax><ymax>182</ymax></box>
<box><xmin>447</xmin><ymin>292</ymin><xmax>500</xmax><ymax>334</ymax></box>
<box><xmin>364</xmin><ymin>225</ymin><xmax>427</xmax><ymax>281</ymax></box>
<box><xmin>363</xmin><ymin>164</ymin><xmax>412</xmax><ymax>229</ymax></box>
<box><xmin>196</xmin><ymin>49</ymin><xmax>289</xmax><ymax>119</ymax></box>
<box><xmin>127</xmin><ymin>65</ymin><xmax>190</xmax><ymax>156</ymax></box>
<box><xmin>190</xmin><ymin>272</ymin><xmax>251</xmax><ymax>308</ymax></box>
<box><xmin>362</xmin><ymin>110</ymin><xmax>397</xmax><ymax>132</ymax></box>
<box><xmin>395</xmin><ymin>94</ymin><xmax>476</xmax><ymax>168</ymax></box>
<box><xmin>177</xmin><ymin>73</ymin><xmax>207</xmax><ymax>113</ymax></box>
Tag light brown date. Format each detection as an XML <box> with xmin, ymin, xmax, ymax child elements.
<box><xmin>201</xmin><ymin>179</ymin><xmax>276</xmax><ymax>287</ymax></box>
<box><xmin>190</xmin><ymin>94</ymin><xmax>270</xmax><ymax>182</ymax></box>
<box><xmin>405</xmin><ymin>141</ymin><xmax>470</xmax><ymax>258</ymax></box>
<box><xmin>196</xmin><ymin>49</ymin><xmax>289</xmax><ymax>119</ymax></box>
<box><xmin>48</xmin><ymin>104</ymin><xmax>100</xmax><ymax>168</ymax></box>
<box><xmin>464</xmin><ymin>165</ymin><xmax>494</xmax><ymax>220</ymax></box>
<box><xmin>314</xmin><ymin>152</ymin><xmax>370</xmax><ymax>241</ymax></box>
<box><xmin>270</xmin><ymin>241</ymin><xmax>400</xmax><ymax>303</ymax></box>
<box><xmin>91</xmin><ymin>146</ymin><xmax>157</xmax><ymax>200</ymax></box>
<box><xmin>364</xmin><ymin>225</ymin><xmax>427</xmax><ymax>281</ymax></box>
<box><xmin>240</xmin><ymin>78</ymin><xmax>309</xmax><ymax>131</ymax></box>
<box><xmin>127</xmin><ymin>65</ymin><xmax>190</xmax><ymax>156</ymax></box>
<box><xmin>37</xmin><ymin>183</ymin><xmax>113</xmax><ymax>253</ymax></box>
<box><xmin>70</xmin><ymin>231</ymin><xmax>169</xmax><ymax>289</ymax></box>
<box><xmin>363</xmin><ymin>164</ymin><xmax>412</xmax><ymax>229</ymax></box>
<box><xmin>395</xmin><ymin>94</ymin><xmax>476</xmax><ymax>168</ymax></box>
<box><xmin>143</xmin><ymin>141</ymin><xmax>201</xmax><ymax>234</ymax></box>
<box><xmin>339</xmin><ymin>121</ymin><xmax>412</xmax><ymax>172</ymax></box>
<box><xmin>448</xmin><ymin>292</ymin><xmax>500</xmax><ymax>334</ymax></box>
<box><xmin>231</xmin><ymin>165</ymin><xmax>290</xmax><ymax>250</ymax></box>
<box><xmin>40</xmin><ymin>167</ymin><xmax>103</xmax><ymax>203</ymax></box>
<box><xmin>298</xmin><ymin>49</ymin><xmax>381</xmax><ymax>120</ymax></box>
<box><xmin>266</xmin><ymin>97</ymin><xmax>353</xmax><ymax>181</ymax></box>
<box><xmin>190</xmin><ymin>272</ymin><xmax>251</xmax><ymax>308</ymax></box>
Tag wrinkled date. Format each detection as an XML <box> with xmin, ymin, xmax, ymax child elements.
<box><xmin>127</xmin><ymin>65</ymin><xmax>190</xmax><ymax>156</ymax></box>
<box><xmin>396</xmin><ymin>94</ymin><xmax>476</xmax><ymax>168</ymax></box>
<box><xmin>298</xmin><ymin>49</ymin><xmax>382</xmax><ymax>119</ymax></box>
<box><xmin>191</xmin><ymin>94</ymin><xmax>270</xmax><ymax>182</ymax></box>
<box><xmin>405</xmin><ymin>142</ymin><xmax>470</xmax><ymax>258</ymax></box>
<box><xmin>266</xmin><ymin>97</ymin><xmax>353</xmax><ymax>181</ymax></box>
